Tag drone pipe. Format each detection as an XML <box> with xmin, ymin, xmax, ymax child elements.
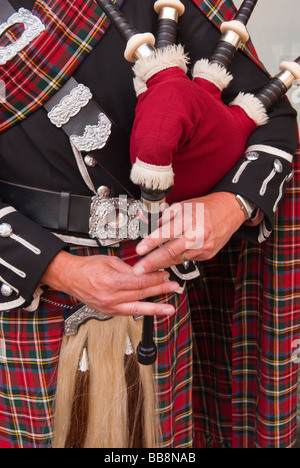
<box><xmin>96</xmin><ymin>0</ymin><xmax>155</xmax><ymax>62</ymax></box>
<box><xmin>154</xmin><ymin>0</ymin><xmax>185</xmax><ymax>49</ymax></box>
<box><xmin>96</xmin><ymin>0</ymin><xmax>138</xmax><ymax>42</ymax></box>
<box><xmin>209</xmin><ymin>0</ymin><xmax>258</xmax><ymax>70</ymax></box>
<box><xmin>255</xmin><ymin>56</ymin><xmax>300</xmax><ymax>110</ymax></box>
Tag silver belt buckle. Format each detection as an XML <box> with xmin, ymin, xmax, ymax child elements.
<box><xmin>89</xmin><ymin>186</ymin><xmax>141</xmax><ymax>246</ymax></box>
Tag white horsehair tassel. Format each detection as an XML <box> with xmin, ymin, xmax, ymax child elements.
<box><xmin>78</xmin><ymin>347</ymin><xmax>89</xmax><ymax>372</ymax></box>
<box><xmin>125</xmin><ymin>335</ymin><xmax>134</xmax><ymax>356</ymax></box>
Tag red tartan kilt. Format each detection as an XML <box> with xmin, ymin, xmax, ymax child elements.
<box><xmin>190</xmin><ymin>147</ymin><xmax>300</xmax><ymax>448</ymax></box>
<box><xmin>0</xmin><ymin>241</ymin><xmax>193</xmax><ymax>448</ymax></box>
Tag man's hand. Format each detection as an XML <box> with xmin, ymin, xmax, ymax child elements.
<box><xmin>133</xmin><ymin>192</ymin><xmax>246</xmax><ymax>275</ymax></box>
<box><xmin>42</xmin><ymin>250</ymin><xmax>180</xmax><ymax>317</ymax></box>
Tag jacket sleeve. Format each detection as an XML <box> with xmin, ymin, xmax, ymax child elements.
<box><xmin>179</xmin><ymin>0</ymin><xmax>298</xmax><ymax>243</ymax></box>
<box><xmin>213</xmin><ymin>56</ymin><xmax>298</xmax><ymax>243</ymax></box>
<box><xmin>0</xmin><ymin>202</ymin><xmax>66</xmax><ymax>311</ymax></box>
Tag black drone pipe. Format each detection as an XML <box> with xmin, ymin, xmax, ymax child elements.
<box><xmin>209</xmin><ymin>0</ymin><xmax>258</xmax><ymax>69</ymax></box>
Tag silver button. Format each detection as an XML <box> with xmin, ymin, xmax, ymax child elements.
<box><xmin>97</xmin><ymin>186</ymin><xmax>110</xmax><ymax>198</ymax></box>
<box><xmin>1</xmin><ymin>283</ymin><xmax>13</xmax><ymax>297</ymax></box>
<box><xmin>245</xmin><ymin>151</ymin><xmax>259</xmax><ymax>161</ymax></box>
<box><xmin>84</xmin><ymin>155</ymin><xmax>97</xmax><ymax>167</ymax></box>
<box><xmin>0</xmin><ymin>223</ymin><xmax>13</xmax><ymax>238</ymax></box>
<box><xmin>274</xmin><ymin>159</ymin><xmax>283</xmax><ymax>173</ymax></box>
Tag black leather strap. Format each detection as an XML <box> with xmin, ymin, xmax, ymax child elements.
<box><xmin>58</xmin><ymin>191</ymin><xmax>71</xmax><ymax>232</ymax></box>
<box><xmin>0</xmin><ymin>180</ymin><xmax>91</xmax><ymax>234</ymax></box>
<box><xmin>44</xmin><ymin>75</ymin><xmax>140</xmax><ymax>199</ymax></box>
<box><xmin>44</xmin><ymin>76</ymin><xmax>107</xmax><ymax>140</ymax></box>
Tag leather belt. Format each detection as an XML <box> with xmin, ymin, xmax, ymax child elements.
<box><xmin>0</xmin><ymin>180</ymin><xmax>142</xmax><ymax>247</ymax></box>
<box><xmin>0</xmin><ymin>180</ymin><xmax>91</xmax><ymax>234</ymax></box>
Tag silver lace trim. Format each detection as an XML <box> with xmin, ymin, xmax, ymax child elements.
<box><xmin>0</xmin><ymin>8</ymin><xmax>45</xmax><ymax>65</ymax></box>
<box><xmin>70</xmin><ymin>113</ymin><xmax>112</xmax><ymax>152</ymax></box>
<box><xmin>170</xmin><ymin>263</ymin><xmax>201</xmax><ymax>281</ymax></box>
<box><xmin>47</xmin><ymin>84</ymin><xmax>92</xmax><ymax>128</ymax></box>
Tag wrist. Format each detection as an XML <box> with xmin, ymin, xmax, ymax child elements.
<box><xmin>41</xmin><ymin>250</ymin><xmax>75</xmax><ymax>293</ymax></box>
<box><xmin>205</xmin><ymin>191</ymin><xmax>247</xmax><ymax>229</ymax></box>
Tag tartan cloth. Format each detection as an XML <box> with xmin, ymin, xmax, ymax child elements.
<box><xmin>189</xmin><ymin>150</ymin><xmax>300</xmax><ymax>448</ymax></box>
<box><xmin>154</xmin><ymin>289</ymin><xmax>193</xmax><ymax>448</ymax></box>
<box><xmin>0</xmin><ymin>0</ymin><xmax>123</xmax><ymax>134</ymax></box>
<box><xmin>0</xmin><ymin>295</ymin><xmax>65</xmax><ymax>448</ymax></box>
<box><xmin>189</xmin><ymin>0</ymin><xmax>300</xmax><ymax>448</ymax></box>
<box><xmin>190</xmin><ymin>147</ymin><xmax>300</xmax><ymax>448</ymax></box>
<box><xmin>0</xmin><ymin>242</ymin><xmax>193</xmax><ymax>448</ymax></box>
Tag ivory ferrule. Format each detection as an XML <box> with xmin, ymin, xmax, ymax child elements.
<box><xmin>124</xmin><ymin>33</ymin><xmax>155</xmax><ymax>62</ymax></box>
<box><xmin>220</xmin><ymin>30</ymin><xmax>241</xmax><ymax>49</ymax></box>
<box><xmin>133</xmin><ymin>43</ymin><xmax>156</xmax><ymax>61</ymax></box>
<box><xmin>159</xmin><ymin>6</ymin><xmax>179</xmax><ymax>22</ymax></box>
<box><xmin>280</xmin><ymin>60</ymin><xmax>300</xmax><ymax>82</ymax></box>
<box><xmin>154</xmin><ymin>0</ymin><xmax>185</xmax><ymax>16</ymax></box>
<box><xmin>276</xmin><ymin>70</ymin><xmax>295</xmax><ymax>90</ymax></box>
<box><xmin>220</xmin><ymin>20</ymin><xmax>249</xmax><ymax>43</ymax></box>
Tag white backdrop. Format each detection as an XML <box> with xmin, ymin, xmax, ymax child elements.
<box><xmin>235</xmin><ymin>0</ymin><xmax>300</xmax><ymax>124</ymax></box>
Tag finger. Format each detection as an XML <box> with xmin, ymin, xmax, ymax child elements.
<box><xmin>136</xmin><ymin>204</ymin><xmax>188</xmax><ymax>258</ymax></box>
<box><xmin>159</xmin><ymin>202</ymin><xmax>182</xmax><ymax>226</ymax></box>
<box><xmin>115</xmin><ymin>300</ymin><xmax>176</xmax><ymax>317</ymax></box>
<box><xmin>136</xmin><ymin>216</ymin><xmax>183</xmax><ymax>257</ymax></box>
<box><xmin>110</xmin><ymin>280</ymin><xmax>180</xmax><ymax>305</ymax></box>
<box><xmin>113</xmin><ymin>268</ymin><xmax>171</xmax><ymax>291</ymax></box>
<box><xmin>110</xmin><ymin>257</ymin><xmax>170</xmax><ymax>284</ymax></box>
<box><xmin>134</xmin><ymin>238</ymin><xmax>187</xmax><ymax>275</ymax></box>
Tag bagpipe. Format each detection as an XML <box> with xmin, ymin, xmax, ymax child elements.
<box><xmin>95</xmin><ymin>0</ymin><xmax>300</xmax><ymax>367</ymax></box>
<box><xmin>53</xmin><ymin>0</ymin><xmax>300</xmax><ymax>448</ymax></box>
<box><xmin>97</xmin><ymin>0</ymin><xmax>299</xmax><ymax>204</ymax></box>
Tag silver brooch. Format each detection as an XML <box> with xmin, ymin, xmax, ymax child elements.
<box><xmin>70</xmin><ymin>113</ymin><xmax>112</xmax><ymax>152</ymax></box>
<box><xmin>47</xmin><ymin>84</ymin><xmax>93</xmax><ymax>128</ymax></box>
<box><xmin>0</xmin><ymin>9</ymin><xmax>45</xmax><ymax>65</ymax></box>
